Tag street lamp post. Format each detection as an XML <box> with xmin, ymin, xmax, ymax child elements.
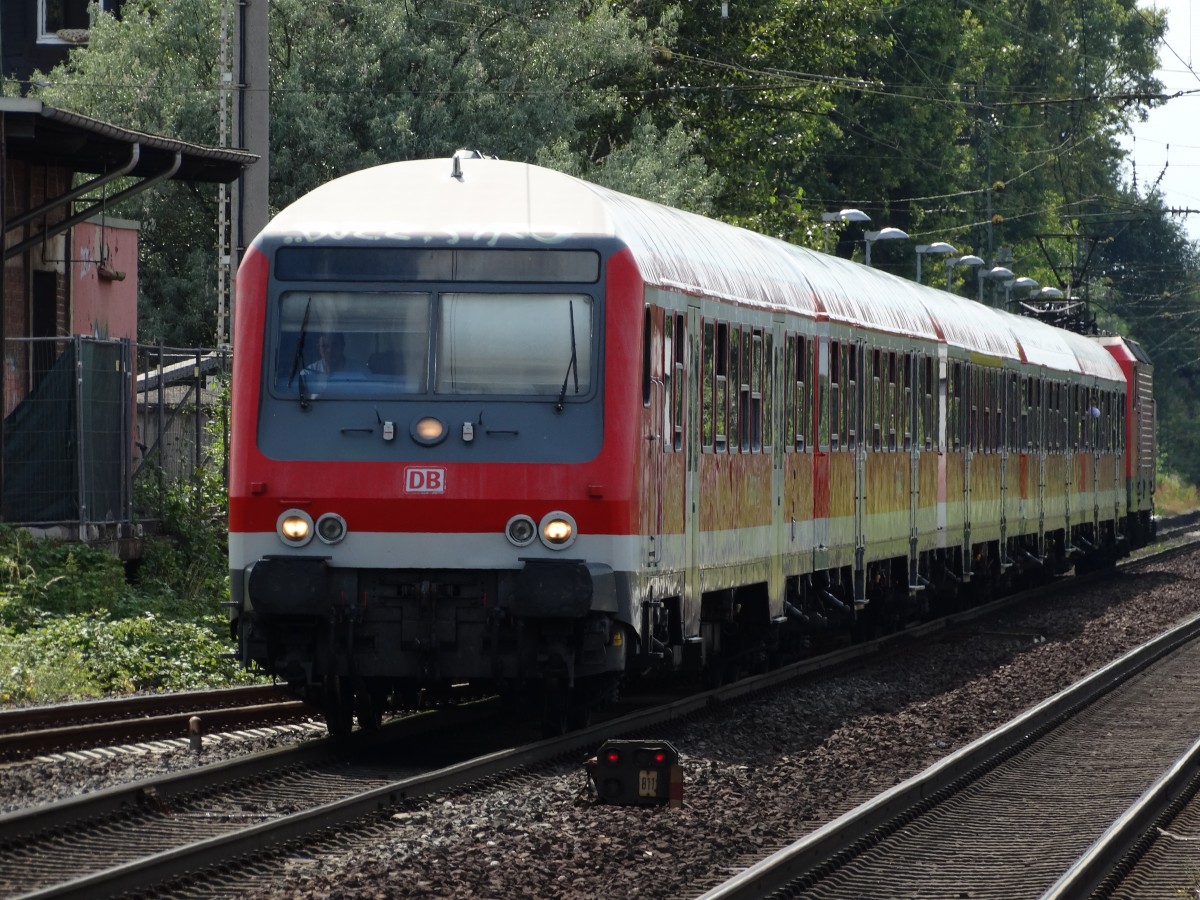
<box><xmin>915</xmin><ymin>242</ymin><xmax>957</xmax><ymax>285</ymax></box>
<box><xmin>977</xmin><ymin>266</ymin><xmax>1014</xmax><ymax>304</ymax></box>
<box><xmin>864</xmin><ymin>227</ymin><xmax>909</xmax><ymax>267</ymax></box>
<box><xmin>1003</xmin><ymin>276</ymin><xmax>1039</xmax><ymax>306</ymax></box>
<box><xmin>945</xmin><ymin>254</ymin><xmax>984</xmax><ymax>294</ymax></box>
<box><xmin>821</xmin><ymin>208</ymin><xmax>870</xmax><ymax>253</ymax></box>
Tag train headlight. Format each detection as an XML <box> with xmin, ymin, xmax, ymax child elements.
<box><xmin>411</xmin><ymin>416</ymin><xmax>447</xmax><ymax>446</ymax></box>
<box><xmin>539</xmin><ymin>511</ymin><xmax>577</xmax><ymax>549</ymax></box>
<box><xmin>316</xmin><ymin>512</ymin><xmax>348</xmax><ymax>545</ymax></box>
<box><xmin>505</xmin><ymin>514</ymin><xmax>537</xmax><ymax>547</ymax></box>
<box><xmin>277</xmin><ymin>509</ymin><xmax>314</xmax><ymax>547</ymax></box>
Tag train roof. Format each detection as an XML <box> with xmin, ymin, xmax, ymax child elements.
<box><xmin>262</xmin><ymin>157</ymin><xmax>1124</xmax><ymax>384</ymax></box>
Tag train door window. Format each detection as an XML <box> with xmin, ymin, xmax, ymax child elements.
<box><xmin>667</xmin><ymin>314</ymin><xmax>676</xmax><ymax>448</ymax></box>
<box><xmin>846</xmin><ymin>344</ymin><xmax>858</xmax><ymax>451</ymax></box>
<box><xmin>949</xmin><ymin>362</ymin><xmax>962</xmax><ymax>452</ymax></box>
<box><xmin>1052</xmin><ymin>382</ymin><xmax>1062</xmax><ymax>452</ymax></box>
<box><xmin>1034</xmin><ymin>378</ymin><xmax>1044</xmax><ymax>451</ymax></box>
<box><xmin>672</xmin><ymin>314</ymin><xmax>686</xmax><ymax>451</ymax></box>
<box><xmin>784</xmin><ymin>336</ymin><xmax>796</xmax><ymax>454</ymax></box>
<box><xmin>761</xmin><ymin>331</ymin><xmax>772</xmax><ymax>452</ymax></box>
<box><xmin>871</xmin><ymin>349</ymin><xmax>882</xmax><ymax>451</ymax></box>
<box><xmin>965</xmin><ymin>365</ymin><xmax>976</xmax><ymax>452</ymax></box>
<box><xmin>921</xmin><ymin>356</ymin><xmax>933</xmax><ymax>450</ymax></box>
<box><xmin>797</xmin><ymin>336</ymin><xmax>809</xmax><ymax>452</ymax></box>
<box><xmin>829</xmin><ymin>342</ymin><xmax>841</xmax><ymax>451</ymax></box>
<box><xmin>818</xmin><ymin>340</ymin><xmax>830</xmax><ymax>451</ymax></box>
<box><xmin>902</xmin><ymin>354</ymin><xmax>913</xmax><ymax>451</ymax></box>
<box><xmin>1080</xmin><ymin>384</ymin><xmax>1089</xmax><ymax>451</ymax></box>
<box><xmin>730</xmin><ymin>327</ymin><xmax>742</xmax><ymax>452</ymax></box>
<box><xmin>749</xmin><ymin>329</ymin><xmax>763</xmax><ymax>451</ymax></box>
<box><xmin>702</xmin><ymin>322</ymin><xmax>715</xmax><ymax>451</ymax></box>
<box><xmin>993</xmin><ymin>371</ymin><xmax>1004</xmax><ymax>452</ymax></box>
<box><xmin>1117</xmin><ymin>392</ymin><xmax>1126</xmax><ymax>452</ymax></box>
<box><xmin>642</xmin><ymin>307</ymin><xmax>653</xmax><ymax>408</ymax></box>
<box><xmin>716</xmin><ymin>323</ymin><xmax>729</xmax><ymax>452</ymax></box>
<box><xmin>1008</xmin><ymin>374</ymin><xmax>1019</xmax><ymax>452</ymax></box>
<box><xmin>887</xmin><ymin>352</ymin><xmax>897</xmax><ymax>452</ymax></box>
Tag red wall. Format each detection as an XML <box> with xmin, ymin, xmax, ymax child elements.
<box><xmin>70</xmin><ymin>219</ymin><xmax>138</xmax><ymax>341</ymax></box>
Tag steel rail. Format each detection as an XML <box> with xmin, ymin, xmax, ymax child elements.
<box><xmin>694</xmin><ymin>608</ymin><xmax>1200</xmax><ymax>900</ymax></box>
<box><xmin>1041</xmin><ymin>735</ymin><xmax>1200</xmax><ymax>900</ymax></box>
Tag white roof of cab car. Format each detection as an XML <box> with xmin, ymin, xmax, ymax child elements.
<box><xmin>261</xmin><ymin>157</ymin><xmax>1121</xmax><ymax>383</ymax></box>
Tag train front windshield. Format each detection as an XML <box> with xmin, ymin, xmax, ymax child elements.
<box><xmin>270</xmin><ymin>247</ymin><xmax>598</xmax><ymax>400</ymax></box>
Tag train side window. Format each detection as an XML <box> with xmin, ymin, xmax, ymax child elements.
<box><xmin>672</xmin><ymin>313</ymin><xmax>686</xmax><ymax>452</ymax></box>
<box><xmin>716</xmin><ymin>323</ymin><xmax>729</xmax><ymax>452</ymax></box>
<box><xmin>902</xmin><ymin>354</ymin><xmax>912</xmax><ymax>451</ymax></box>
<box><xmin>642</xmin><ymin>307</ymin><xmax>653</xmax><ymax>408</ymax></box>
<box><xmin>702</xmin><ymin>321</ymin><xmax>715</xmax><ymax>451</ymax></box>
<box><xmin>784</xmin><ymin>335</ymin><xmax>795</xmax><ymax>453</ymax></box>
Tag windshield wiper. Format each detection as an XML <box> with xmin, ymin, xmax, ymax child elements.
<box><xmin>287</xmin><ymin>297</ymin><xmax>313</xmax><ymax>411</ymax></box>
<box><xmin>555</xmin><ymin>300</ymin><xmax>579</xmax><ymax>414</ymax></box>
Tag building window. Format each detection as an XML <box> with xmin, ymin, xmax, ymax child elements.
<box><xmin>39</xmin><ymin>0</ymin><xmax>110</xmax><ymax>44</ymax></box>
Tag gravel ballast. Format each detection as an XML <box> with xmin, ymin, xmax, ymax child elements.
<box><xmin>5</xmin><ymin>545</ymin><xmax>1199</xmax><ymax>898</ymax></box>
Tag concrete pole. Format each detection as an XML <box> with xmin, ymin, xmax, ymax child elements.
<box><xmin>234</xmin><ymin>0</ymin><xmax>269</xmax><ymax>285</ymax></box>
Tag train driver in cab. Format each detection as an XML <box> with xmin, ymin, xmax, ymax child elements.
<box><xmin>304</xmin><ymin>331</ymin><xmax>368</xmax><ymax>380</ymax></box>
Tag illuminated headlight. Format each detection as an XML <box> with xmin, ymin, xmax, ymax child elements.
<box><xmin>316</xmin><ymin>512</ymin><xmax>348</xmax><ymax>545</ymax></box>
<box><xmin>411</xmin><ymin>416</ymin><xmax>447</xmax><ymax>446</ymax></box>
<box><xmin>505</xmin><ymin>514</ymin><xmax>537</xmax><ymax>547</ymax></box>
<box><xmin>539</xmin><ymin>511</ymin><xmax>577</xmax><ymax>549</ymax></box>
<box><xmin>277</xmin><ymin>509</ymin><xmax>314</xmax><ymax>547</ymax></box>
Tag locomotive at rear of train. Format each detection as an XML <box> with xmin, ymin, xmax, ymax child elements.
<box><xmin>228</xmin><ymin>155</ymin><xmax>1157</xmax><ymax>734</ymax></box>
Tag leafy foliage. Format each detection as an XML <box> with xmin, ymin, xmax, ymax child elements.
<box><xmin>0</xmin><ymin>393</ymin><xmax>244</xmax><ymax>703</ymax></box>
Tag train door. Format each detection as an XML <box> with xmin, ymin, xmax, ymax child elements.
<box><xmin>813</xmin><ymin>336</ymin><xmax>831</xmax><ymax>573</ymax></box>
<box><xmin>908</xmin><ymin>350</ymin><xmax>920</xmax><ymax>590</ymax></box>
<box><xmin>770</xmin><ymin>318</ymin><xmax>786</xmax><ymax>609</ymax></box>
<box><xmin>960</xmin><ymin>360</ymin><xmax>973</xmax><ymax>580</ymax></box>
<box><xmin>685</xmin><ymin>305</ymin><xmax>701</xmax><ymax>616</ymax></box>
<box><xmin>640</xmin><ymin>305</ymin><xmax>663</xmax><ymax>568</ymax></box>
<box><xmin>853</xmin><ymin>341</ymin><xmax>867</xmax><ymax>603</ymax></box>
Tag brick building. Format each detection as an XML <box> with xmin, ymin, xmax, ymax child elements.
<box><xmin>1</xmin><ymin>97</ymin><xmax>254</xmax><ymax>549</ymax></box>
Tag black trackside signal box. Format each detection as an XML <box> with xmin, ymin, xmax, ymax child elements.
<box><xmin>587</xmin><ymin>739</ymin><xmax>682</xmax><ymax>807</ymax></box>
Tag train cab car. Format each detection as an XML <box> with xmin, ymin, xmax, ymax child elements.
<box><xmin>228</xmin><ymin>154</ymin><xmax>1153</xmax><ymax>734</ymax></box>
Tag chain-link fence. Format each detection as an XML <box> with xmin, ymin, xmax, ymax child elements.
<box><xmin>134</xmin><ymin>345</ymin><xmax>231</xmax><ymax>523</ymax></box>
<box><xmin>0</xmin><ymin>337</ymin><xmax>229</xmax><ymax>540</ymax></box>
<box><xmin>2</xmin><ymin>336</ymin><xmax>133</xmax><ymax>532</ymax></box>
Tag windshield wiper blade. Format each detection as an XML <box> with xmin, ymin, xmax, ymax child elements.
<box><xmin>288</xmin><ymin>297</ymin><xmax>313</xmax><ymax>410</ymax></box>
<box><xmin>555</xmin><ymin>299</ymin><xmax>579</xmax><ymax>414</ymax></box>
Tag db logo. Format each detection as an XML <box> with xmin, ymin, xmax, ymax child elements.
<box><xmin>404</xmin><ymin>466</ymin><xmax>446</xmax><ymax>494</ymax></box>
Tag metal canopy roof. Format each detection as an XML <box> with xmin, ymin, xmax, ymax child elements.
<box><xmin>1</xmin><ymin>98</ymin><xmax>257</xmax><ymax>183</ymax></box>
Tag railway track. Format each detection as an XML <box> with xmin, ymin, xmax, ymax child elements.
<box><xmin>3</xmin><ymin>529</ymin><xmax>1197</xmax><ymax>898</ymax></box>
<box><xmin>0</xmin><ymin>557</ymin><xmax>1177</xmax><ymax>900</ymax></box>
<box><xmin>0</xmin><ymin>685</ymin><xmax>310</xmax><ymax>762</ymax></box>
<box><xmin>695</xmin><ymin>606</ymin><xmax>1200</xmax><ymax>899</ymax></box>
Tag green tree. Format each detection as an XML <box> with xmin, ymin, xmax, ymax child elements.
<box><xmin>32</xmin><ymin>0</ymin><xmax>716</xmax><ymax>344</ymax></box>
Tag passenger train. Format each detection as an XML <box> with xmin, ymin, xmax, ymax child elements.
<box><xmin>228</xmin><ymin>154</ymin><xmax>1157</xmax><ymax>734</ymax></box>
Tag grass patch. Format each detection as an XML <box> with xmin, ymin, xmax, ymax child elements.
<box><xmin>1156</xmin><ymin>468</ymin><xmax>1200</xmax><ymax>517</ymax></box>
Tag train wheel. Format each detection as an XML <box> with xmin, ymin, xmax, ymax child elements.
<box><xmin>355</xmin><ymin>686</ymin><xmax>383</xmax><ymax>732</ymax></box>
<box><xmin>541</xmin><ymin>678</ymin><xmax>569</xmax><ymax>737</ymax></box>
<box><xmin>323</xmin><ymin>676</ymin><xmax>354</xmax><ymax>738</ymax></box>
